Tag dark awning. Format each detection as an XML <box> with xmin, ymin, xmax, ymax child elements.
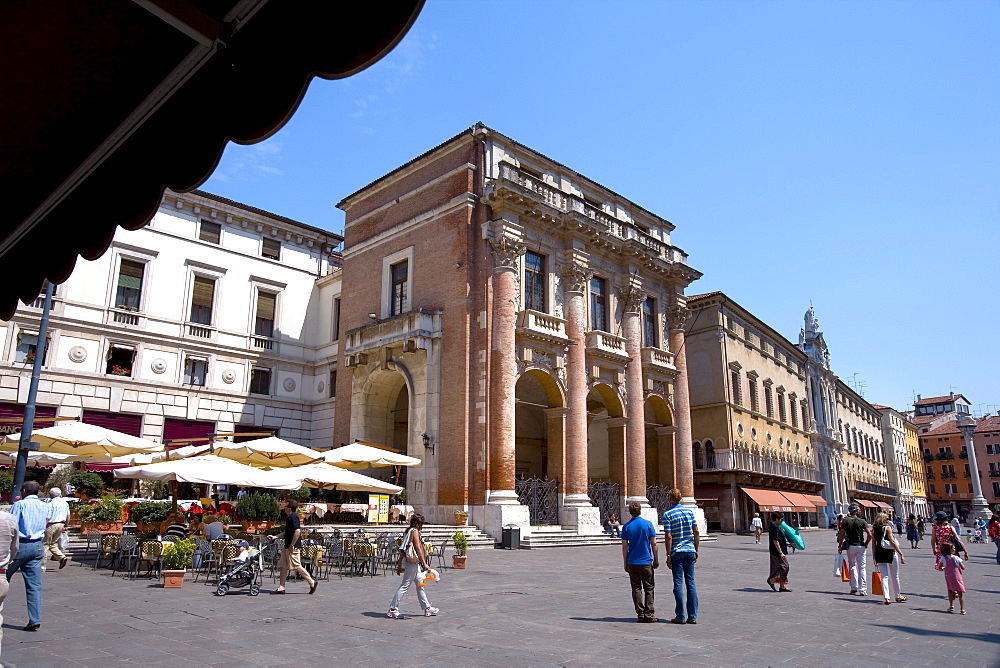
<box><xmin>0</xmin><ymin>0</ymin><xmax>423</xmax><ymax>318</ymax></box>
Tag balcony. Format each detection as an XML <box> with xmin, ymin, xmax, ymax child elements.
<box><xmin>924</xmin><ymin>472</ymin><xmax>935</xmax><ymax>480</ymax></box>
<box><xmin>853</xmin><ymin>480</ymin><xmax>897</xmax><ymax>497</ymax></box>
<box><xmin>252</xmin><ymin>336</ymin><xmax>275</xmax><ymax>351</ymax></box>
<box><xmin>935</xmin><ymin>451</ymin><xmax>954</xmax><ymax>460</ymax></box>
<box><xmin>187</xmin><ymin>323</ymin><xmax>212</xmax><ymax>339</ymax></box>
<box><xmin>585</xmin><ymin>331</ymin><xmax>629</xmax><ymax>362</ymax></box>
<box><xmin>517</xmin><ymin>310</ymin><xmax>568</xmax><ymax>343</ymax></box>
<box><xmin>640</xmin><ymin>347</ymin><xmax>676</xmax><ymax>372</ymax></box>
<box><xmin>959</xmin><ymin>449</ymin><xmax>968</xmax><ymax>460</ymax></box>
<box><xmin>711</xmin><ymin>450</ymin><xmax>821</xmax><ymax>483</ymax></box>
<box><xmin>922</xmin><ymin>453</ymin><xmax>934</xmax><ymax>463</ymax></box>
<box><xmin>940</xmin><ymin>473</ymin><xmax>957</xmax><ymax>480</ymax></box>
<box><xmin>990</xmin><ymin>471</ymin><xmax>1000</xmax><ymax>478</ymax></box>
<box><xmin>345</xmin><ymin>308</ymin><xmax>443</xmax><ymax>356</ymax></box>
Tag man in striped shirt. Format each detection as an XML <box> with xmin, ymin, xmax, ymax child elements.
<box><xmin>8</xmin><ymin>480</ymin><xmax>49</xmax><ymax>631</ymax></box>
<box><xmin>662</xmin><ymin>487</ymin><xmax>700</xmax><ymax>625</ymax></box>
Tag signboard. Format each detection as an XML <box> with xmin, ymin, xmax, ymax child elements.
<box><xmin>367</xmin><ymin>494</ymin><xmax>390</xmax><ymax>523</ymax></box>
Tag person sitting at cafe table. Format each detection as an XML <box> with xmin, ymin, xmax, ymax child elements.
<box><xmin>202</xmin><ymin>514</ymin><xmax>227</xmax><ymax>541</ymax></box>
<box><xmin>188</xmin><ymin>514</ymin><xmax>203</xmax><ymax>536</ymax></box>
<box><xmin>162</xmin><ymin>512</ymin><xmax>190</xmax><ymax>539</ymax></box>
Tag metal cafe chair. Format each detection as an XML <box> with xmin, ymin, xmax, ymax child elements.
<box><xmin>81</xmin><ymin>530</ymin><xmax>103</xmax><ymax>566</ymax></box>
<box><xmin>137</xmin><ymin>540</ymin><xmax>164</xmax><ymax>579</ymax></box>
<box><xmin>111</xmin><ymin>534</ymin><xmax>139</xmax><ymax>578</ymax></box>
<box><xmin>94</xmin><ymin>533</ymin><xmax>120</xmax><ymax>570</ymax></box>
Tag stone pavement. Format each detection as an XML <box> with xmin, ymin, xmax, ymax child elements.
<box><xmin>2</xmin><ymin>531</ymin><xmax>998</xmax><ymax>667</ymax></box>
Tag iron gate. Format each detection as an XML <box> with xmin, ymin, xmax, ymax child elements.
<box><xmin>515</xmin><ymin>477</ymin><xmax>559</xmax><ymax>525</ymax></box>
<box><xmin>587</xmin><ymin>481</ymin><xmax>620</xmax><ymax>524</ymax></box>
<box><xmin>646</xmin><ymin>485</ymin><xmax>670</xmax><ymax>520</ymax></box>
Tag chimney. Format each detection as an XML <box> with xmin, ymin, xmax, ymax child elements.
<box><xmin>917</xmin><ymin>394</ymin><xmax>921</xmax><ymax>401</ymax></box>
<box><xmin>949</xmin><ymin>391</ymin><xmax>954</xmax><ymax>399</ymax></box>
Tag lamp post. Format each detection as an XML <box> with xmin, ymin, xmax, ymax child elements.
<box><xmin>956</xmin><ymin>413</ymin><xmax>990</xmax><ymax>526</ymax></box>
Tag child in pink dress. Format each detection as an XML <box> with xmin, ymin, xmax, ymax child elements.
<box><xmin>937</xmin><ymin>542</ymin><xmax>966</xmax><ymax>614</ymax></box>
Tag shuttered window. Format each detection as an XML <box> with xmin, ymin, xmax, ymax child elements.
<box><xmin>255</xmin><ymin>291</ymin><xmax>276</xmax><ymax>337</ymax></box>
<box><xmin>189</xmin><ymin>276</ymin><xmax>215</xmax><ymax>325</ymax></box>
<box><xmin>199</xmin><ymin>220</ymin><xmax>221</xmax><ymax>244</ymax></box>
<box><xmin>183</xmin><ymin>357</ymin><xmax>207</xmax><ymax>386</ymax></box>
<box><xmin>262</xmin><ymin>238</ymin><xmax>281</xmax><ymax>260</ymax></box>
<box><xmin>115</xmin><ymin>259</ymin><xmax>144</xmax><ymax>310</ymax></box>
<box><xmin>250</xmin><ymin>367</ymin><xmax>271</xmax><ymax>395</ymax></box>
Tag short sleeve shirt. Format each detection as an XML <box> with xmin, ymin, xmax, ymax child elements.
<box><xmin>842</xmin><ymin>516</ymin><xmax>869</xmax><ymax>546</ymax></box>
<box><xmin>204</xmin><ymin>521</ymin><xmax>226</xmax><ymax>540</ymax></box>
<box><xmin>621</xmin><ymin>516</ymin><xmax>656</xmax><ymax>565</ymax></box>
<box><xmin>283</xmin><ymin>511</ymin><xmax>301</xmax><ymax>549</ymax></box>
<box><xmin>768</xmin><ymin>522</ymin><xmax>787</xmax><ymax>556</ymax></box>
<box><xmin>662</xmin><ymin>504</ymin><xmax>697</xmax><ymax>554</ymax></box>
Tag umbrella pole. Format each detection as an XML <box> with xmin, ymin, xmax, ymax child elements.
<box><xmin>169</xmin><ymin>480</ymin><xmax>178</xmax><ymax>512</ymax></box>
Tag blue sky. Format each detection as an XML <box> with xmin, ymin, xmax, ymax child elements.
<box><xmin>202</xmin><ymin>0</ymin><xmax>999</xmax><ymax>415</ymax></box>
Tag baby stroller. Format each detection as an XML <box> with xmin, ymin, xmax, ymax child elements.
<box><xmin>216</xmin><ymin>541</ymin><xmax>263</xmax><ymax>596</ymax></box>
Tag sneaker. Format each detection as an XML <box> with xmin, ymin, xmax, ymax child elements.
<box><xmin>424</xmin><ymin>606</ymin><xmax>439</xmax><ymax>617</ymax></box>
<box><xmin>387</xmin><ymin>609</ymin><xmax>402</xmax><ymax>619</ymax></box>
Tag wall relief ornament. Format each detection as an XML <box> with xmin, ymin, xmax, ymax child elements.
<box><xmin>489</xmin><ymin>235</ymin><xmax>526</xmax><ymax>271</ymax></box>
<box><xmin>317</xmin><ymin>381</ymin><xmax>325</xmax><ymax>394</ymax></box>
<box><xmin>283</xmin><ymin>378</ymin><xmax>296</xmax><ymax>392</ymax></box>
<box><xmin>617</xmin><ymin>286</ymin><xmax>646</xmax><ymax>314</ymax></box>
<box><xmin>531</xmin><ymin>349</ymin><xmax>552</xmax><ymax>367</ymax></box>
<box><xmin>559</xmin><ymin>262</ymin><xmax>592</xmax><ymax>294</ymax></box>
<box><xmin>221</xmin><ymin>369</ymin><xmax>236</xmax><ymax>384</ymax></box>
<box><xmin>150</xmin><ymin>358</ymin><xmax>167</xmax><ymax>374</ymax></box>
<box><xmin>68</xmin><ymin>346</ymin><xmax>87</xmax><ymax>363</ymax></box>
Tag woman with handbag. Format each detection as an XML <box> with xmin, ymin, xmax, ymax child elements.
<box><xmin>871</xmin><ymin>512</ymin><xmax>907</xmax><ymax>604</ymax></box>
<box><xmin>387</xmin><ymin>513</ymin><xmax>439</xmax><ymax>619</ymax></box>
<box><xmin>930</xmin><ymin>511</ymin><xmax>966</xmax><ymax>561</ymax></box>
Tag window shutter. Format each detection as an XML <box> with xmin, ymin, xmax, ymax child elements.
<box><xmin>192</xmin><ymin>276</ymin><xmax>215</xmax><ymax>307</ymax></box>
<box><xmin>256</xmin><ymin>292</ymin><xmax>276</xmax><ymax>320</ymax></box>
<box><xmin>117</xmin><ymin>260</ymin><xmax>144</xmax><ymax>290</ymax></box>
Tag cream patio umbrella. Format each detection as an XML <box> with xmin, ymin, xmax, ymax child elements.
<box><xmin>323</xmin><ymin>440</ymin><xmax>421</xmax><ymax>469</ymax></box>
<box><xmin>112</xmin><ymin>454</ymin><xmax>302</xmax><ymax>489</ymax></box>
<box><xmin>283</xmin><ymin>463</ymin><xmax>403</xmax><ymax>494</ymax></box>
<box><xmin>214</xmin><ymin>437</ymin><xmax>326</xmax><ymax>468</ymax></box>
<box><xmin>1</xmin><ymin>421</ymin><xmax>164</xmax><ymax>458</ymax></box>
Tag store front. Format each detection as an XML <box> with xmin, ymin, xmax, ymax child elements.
<box><xmin>0</xmin><ymin>402</ymin><xmax>57</xmax><ymax>436</ymax></box>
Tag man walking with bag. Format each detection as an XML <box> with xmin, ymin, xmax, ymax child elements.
<box><xmin>838</xmin><ymin>503</ymin><xmax>873</xmax><ymax>596</ymax></box>
<box><xmin>621</xmin><ymin>501</ymin><xmax>659</xmax><ymax>623</ymax></box>
<box><xmin>43</xmin><ymin>488</ymin><xmax>70</xmax><ymax>570</ymax></box>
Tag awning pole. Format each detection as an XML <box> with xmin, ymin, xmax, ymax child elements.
<box><xmin>11</xmin><ymin>281</ymin><xmax>53</xmax><ymax>502</ymax></box>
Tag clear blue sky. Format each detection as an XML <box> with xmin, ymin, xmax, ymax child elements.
<box><xmin>202</xmin><ymin>0</ymin><xmax>999</xmax><ymax>415</ymax></box>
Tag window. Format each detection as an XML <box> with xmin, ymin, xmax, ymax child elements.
<box><xmin>249</xmin><ymin>367</ymin><xmax>271</xmax><ymax>395</ymax></box>
<box><xmin>642</xmin><ymin>297</ymin><xmax>657</xmax><ymax>347</ymax></box>
<box><xmin>993</xmin><ymin>482</ymin><xmax>1000</xmax><ymax>497</ymax></box>
<box><xmin>764</xmin><ymin>385</ymin><xmax>774</xmax><ymax>418</ymax></box>
<box><xmin>929</xmin><ymin>484</ymin><xmax>936</xmax><ymax>494</ymax></box>
<box><xmin>524</xmin><ymin>251</ymin><xmax>546</xmax><ymax>312</ymax></box>
<box><xmin>987</xmin><ymin>444</ymin><xmax>994</xmax><ymax>455</ymax></box>
<box><xmin>332</xmin><ymin>298</ymin><xmax>341</xmax><ymax>341</ymax></box>
<box><xmin>945</xmin><ymin>483</ymin><xmax>957</xmax><ymax>495</ymax></box>
<box><xmin>106</xmin><ymin>346</ymin><xmax>135</xmax><ymax>377</ymax></box>
<box><xmin>730</xmin><ymin>370</ymin><xmax>742</xmax><ymax>407</ymax></box>
<box><xmin>389</xmin><ymin>260</ymin><xmax>408</xmax><ymax>316</ymax></box>
<box><xmin>255</xmin><ymin>291</ymin><xmax>276</xmax><ymax>338</ymax></box>
<box><xmin>590</xmin><ymin>277</ymin><xmax>607</xmax><ymax>332</ymax></box>
<box><xmin>801</xmin><ymin>403</ymin><xmax>808</xmax><ymax>428</ymax></box>
<box><xmin>777</xmin><ymin>390</ymin><xmax>786</xmax><ymax>423</ymax></box>
<box><xmin>183</xmin><ymin>357</ymin><xmax>207</xmax><ymax>386</ymax></box>
<box><xmin>115</xmin><ymin>259</ymin><xmax>144</xmax><ymax>311</ymax></box>
<box><xmin>199</xmin><ymin>220</ymin><xmax>221</xmax><ymax>244</ymax></box>
<box><xmin>790</xmin><ymin>396</ymin><xmax>798</xmax><ymax>428</ymax></box>
<box><xmin>189</xmin><ymin>276</ymin><xmax>215</xmax><ymax>325</ymax></box>
<box><xmin>748</xmin><ymin>376</ymin><xmax>759</xmax><ymax>413</ymax></box>
<box><xmin>329</xmin><ymin>370</ymin><xmax>337</xmax><ymax>398</ymax></box>
<box><xmin>262</xmin><ymin>237</ymin><xmax>281</xmax><ymax>260</ymax></box>
<box><xmin>14</xmin><ymin>331</ymin><xmax>45</xmax><ymax>364</ymax></box>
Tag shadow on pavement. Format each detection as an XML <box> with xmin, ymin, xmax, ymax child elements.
<box><xmin>569</xmin><ymin>616</ymin><xmax>645</xmax><ymax>624</ymax></box>
<box><xmin>734</xmin><ymin>587</ymin><xmax>771</xmax><ymax>593</ymax></box>
<box><xmin>871</xmin><ymin>623</ymin><xmax>1000</xmax><ymax>644</ymax></box>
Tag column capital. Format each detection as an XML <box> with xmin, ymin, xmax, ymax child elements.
<box><xmin>543</xmin><ymin>406</ymin><xmax>567</xmax><ymax>418</ymax></box>
<box><xmin>655</xmin><ymin>425</ymin><xmax>678</xmax><ymax>436</ymax></box>
<box><xmin>605</xmin><ymin>416</ymin><xmax>628</xmax><ymax>429</ymax></box>
<box><xmin>489</xmin><ymin>234</ymin><xmax>526</xmax><ymax>272</ymax></box>
<box><xmin>559</xmin><ymin>262</ymin><xmax>592</xmax><ymax>294</ymax></box>
<box><xmin>666</xmin><ymin>302</ymin><xmax>691</xmax><ymax>330</ymax></box>
<box><xmin>617</xmin><ymin>285</ymin><xmax>646</xmax><ymax>314</ymax></box>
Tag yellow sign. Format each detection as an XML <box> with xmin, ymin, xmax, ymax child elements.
<box><xmin>368</xmin><ymin>494</ymin><xmax>390</xmax><ymax>523</ymax></box>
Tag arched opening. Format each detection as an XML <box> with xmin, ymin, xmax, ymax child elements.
<box><xmin>643</xmin><ymin>394</ymin><xmax>673</xmax><ymax>487</ymax></box>
<box><xmin>514</xmin><ymin>369</ymin><xmax>563</xmax><ymax>479</ymax></box>
<box><xmin>586</xmin><ymin>383</ymin><xmax>623</xmax><ymax>482</ymax></box>
<box><xmin>356</xmin><ymin>367</ymin><xmax>411</xmax><ymax>489</ymax></box>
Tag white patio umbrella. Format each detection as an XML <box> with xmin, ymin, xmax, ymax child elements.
<box><xmin>112</xmin><ymin>454</ymin><xmax>302</xmax><ymax>489</ymax></box>
<box><xmin>214</xmin><ymin>437</ymin><xmax>326</xmax><ymax>468</ymax></box>
<box><xmin>283</xmin><ymin>463</ymin><xmax>403</xmax><ymax>494</ymax></box>
<box><xmin>150</xmin><ymin>443</ymin><xmax>213</xmax><ymax>461</ymax></box>
<box><xmin>0</xmin><ymin>451</ymin><xmax>77</xmax><ymax>467</ymax></box>
<box><xmin>323</xmin><ymin>440</ymin><xmax>421</xmax><ymax>469</ymax></box>
<box><xmin>1</xmin><ymin>421</ymin><xmax>164</xmax><ymax>458</ymax></box>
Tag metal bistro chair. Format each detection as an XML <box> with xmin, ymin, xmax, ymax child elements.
<box><xmin>137</xmin><ymin>540</ymin><xmax>164</xmax><ymax>579</ymax></box>
<box><xmin>431</xmin><ymin>536</ymin><xmax>449</xmax><ymax>570</ymax></box>
<box><xmin>300</xmin><ymin>543</ymin><xmax>325</xmax><ymax>580</ymax></box>
<box><xmin>321</xmin><ymin>535</ymin><xmax>345</xmax><ymax>579</ymax></box>
<box><xmin>111</xmin><ymin>534</ymin><xmax>139</xmax><ymax>578</ymax></box>
<box><xmin>81</xmin><ymin>530</ymin><xmax>103</xmax><ymax>566</ymax></box>
<box><xmin>94</xmin><ymin>533</ymin><xmax>121</xmax><ymax>570</ymax></box>
<box><xmin>352</xmin><ymin>540</ymin><xmax>377</xmax><ymax>577</ymax></box>
<box><xmin>192</xmin><ymin>539</ymin><xmax>216</xmax><ymax>583</ymax></box>
<box><xmin>216</xmin><ymin>544</ymin><xmax>242</xmax><ymax>582</ymax></box>
<box><xmin>259</xmin><ymin>539</ymin><xmax>281</xmax><ymax>582</ymax></box>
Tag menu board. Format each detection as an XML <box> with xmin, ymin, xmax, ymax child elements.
<box><xmin>368</xmin><ymin>494</ymin><xmax>390</xmax><ymax>523</ymax></box>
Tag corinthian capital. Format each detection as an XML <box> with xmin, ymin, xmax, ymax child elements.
<box><xmin>617</xmin><ymin>286</ymin><xmax>646</xmax><ymax>314</ymax></box>
<box><xmin>666</xmin><ymin>303</ymin><xmax>691</xmax><ymax>329</ymax></box>
<box><xmin>490</xmin><ymin>235</ymin><xmax>526</xmax><ymax>271</ymax></box>
<box><xmin>559</xmin><ymin>262</ymin><xmax>592</xmax><ymax>294</ymax></box>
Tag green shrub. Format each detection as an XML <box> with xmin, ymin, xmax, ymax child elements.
<box><xmin>130</xmin><ymin>501</ymin><xmax>170</xmax><ymax>525</ymax></box>
<box><xmin>235</xmin><ymin>491</ymin><xmax>280</xmax><ymax>521</ymax></box>
<box><xmin>0</xmin><ymin>472</ymin><xmax>13</xmax><ymax>496</ymax></box>
<box><xmin>288</xmin><ymin>487</ymin><xmax>311</xmax><ymax>503</ymax></box>
<box><xmin>452</xmin><ymin>531</ymin><xmax>468</xmax><ymax>556</ymax></box>
<box><xmin>162</xmin><ymin>538</ymin><xmax>197</xmax><ymax>570</ymax></box>
<box><xmin>78</xmin><ymin>497</ymin><xmax>124</xmax><ymax>522</ymax></box>
<box><xmin>69</xmin><ymin>471</ymin><xmax>105</xmax><ymax>496</ymax></box>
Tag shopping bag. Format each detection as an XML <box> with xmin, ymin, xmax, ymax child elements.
<box><xmin>833</xmin><ymin>554</ymin><xmax>843</xmax><ymax>577</ymax></box>
<box><xmin>871</xmin><ymin>571</ymin><xmax>883</xmax><ymax>596</ymax></box>
<box><xmin>840</xmin><ymin>557</ymin><xmax>851</xmax><ymax>582</ymax></box>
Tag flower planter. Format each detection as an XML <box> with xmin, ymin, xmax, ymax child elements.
<box><xmin>452</xmin><ymin>555</ymin><xmax>467</xmax><ymax>569</ymax></box>
<box><xmin>79</xmin><ymin>521</ymin><xmax>124</xmax><ymax>534</ymax></box>
<box><xmin>453</xmin><ymin>512</ymin><xmax>469</xmax><ymax>526</ymax></box>
<box><xmin>163</xmin><ymin>569</ymin><xmax>186</xmax><ymax>588</ymax></box>
<box><xmin>239</xmin><ymin>520</ymin><xmax>276</xmax><ymax>534</ymax></box>
<box><xmin>135</xmin><ymin>522</ymin><xmax>159</xmax><ymax>534</ymax></box>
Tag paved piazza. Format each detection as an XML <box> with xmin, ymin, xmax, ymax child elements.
<box><xmin>3</xmin><ymin>531</ymin><xmax>998</xmax><ymax>667</ymax></box>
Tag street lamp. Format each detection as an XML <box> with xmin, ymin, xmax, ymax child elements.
<box><xmin>955</xmin><ymin>413</ymin><xmax>990</xmax><ymax>526</ymax></box>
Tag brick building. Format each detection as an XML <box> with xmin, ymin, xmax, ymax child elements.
<box><xmin>333</xmin><ymin>124</ymin><xmax>702</xmax><ymax>538</ymax></box>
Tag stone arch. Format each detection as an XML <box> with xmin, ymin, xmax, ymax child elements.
<box><xmin>704</xmin><ymin>439</ymin><xmax>715</xmax><ymax>468</ymax></box>
<box><xmin>356</xmin><ymin>364</ymin><xmax>413</xmax><ymax>453</ymax></box>
<box><xmin>586</xmin><ymin>381</ymin><xmax>623</xmax><ymax>481</ymax></box>
<box><xmin>514</xmin><ymin>368</ymin><xmax>564</xmax><ymax>480</ymax></box>
<box><xmin>644</xmin><ymin>394</ymin><xmax>674</xmax><ymax>487</ymax></box>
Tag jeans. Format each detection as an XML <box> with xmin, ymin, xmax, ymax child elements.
<box><xmin>846</xmin><ymin>545</ymin><xmax>868</xmax><ymax>594</ymax></box>
<box><xmin>993</xmin><ymin>537</ymin><xmax>1000</xmax><ymax>564</ymax></box>
<box><xmin>670</xmin><ymin>551</ymin><xmax>698</xmax><ymax>621</ymax></box>
<box><xmin>876</xmin><ymin>560</ymin><xmax>901</xmax><ymax>600</ymax></box>
<box><xmin>390</xmin><ymin>560</ymin><xmax>430</xmax><ymax>612</ymax></box>
<box><xmin>7</xmin><ymin>538</ymin><xmax>43</xmax><ymax>626</ymax></box>
<box><xmin>625</xmin><ymin>563</ymin><xmax>655</xmax><ymax>619</ymax></box>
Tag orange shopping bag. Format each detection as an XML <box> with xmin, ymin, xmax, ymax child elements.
<box><xmin>840</xmin><ymin>557</ymin><xmax>850</xmax><ymax>582</ymax></box>
<box><xmin>871</xmin><ymin>571</ymin><xmax>883</xmax><ymax>596</ymax></box>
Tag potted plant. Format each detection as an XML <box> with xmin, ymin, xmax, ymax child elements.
<box><xmin>452</xmin><ymin>531</ymin><xmax>468</xmax><ymax>569</ymax></box>
<box><xmin>161</xmin><ymin>538</ymin><xmax>196</xmax><ymax>588</ymax></box>
<box><xmin>215</xmin><ymin>513</ymin><xmax>232</xmax><ymax>527</ymax></box>
<box><xmin>235</xmin><ymin>491</ymin><xmax>280</xmax><ymax>533</ymax></box>
<box><xmin>130</xmin><ymin>501</ymin><xmax>170</xmax><ymax>532</ymax></box>
<box><xmin>69</xmin><ymin>471</ymin><xmax>105</xmax><ymax>499</ymax></box>
<box><xmin>77</xmin><ymin>497</ymin><xmax>125</xmax><ymax>533</ymax></box>
<box><xmin>453</xmin><ymin>510</ymin><xmax>469</xmax><ymax>526</ymax></box>
<box><xmin>109</xmin><ymin>364</ymin><xmax>131</xmax><ymax>376</ymax></box>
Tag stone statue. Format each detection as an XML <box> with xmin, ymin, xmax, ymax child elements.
<box><xmin>804</xmin><ymin>306</ymin><xmax>819</xmax><ymax>336</ymax></box>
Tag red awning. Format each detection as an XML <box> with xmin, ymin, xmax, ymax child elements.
<box><xmin>803</xmin><ymin>494</ymin><xmax>829</xmax><ymax>507</ymax></box>
<box><xmin>778</xmin><ymin>491</ymin><xmax>816</xmax><ymax>512</ymax></box>
<box><xmin>741</xmin><ymin>487</ymin><xmax>796</xmax><ymax>512</ymax></box>
<box><xmin>0</xmin><ymin>0</ymin><xmax>424</xmax><ymax>317</ymax></box>
<box><xmin>875</xmin><ymin>501</ymin><xmax>895</xmax><ymax>511</ymax></box>
<box><xmin>855</xmin><ymin>499</ymin><xmax>879</xmax><ymax>508</ymax></box>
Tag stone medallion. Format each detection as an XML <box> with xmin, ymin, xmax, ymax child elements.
<box><xmin>222</xmin><ymin>369</ymin><xmax>237</xmax><ymax>384</ymax></box>
<box><xmin>150</xmin><ymin>358</ymin><xmax>167</xmax><ymax>374</ymax></box>
<box><xmin>283</xmin><ymin>377</ymin><xmax>296</xmax><ymax>392</ymax></box>
<box><xmin>68</xmin><ymin>346</ymin><xmax>87</xmax><ymax>363</ymax></box>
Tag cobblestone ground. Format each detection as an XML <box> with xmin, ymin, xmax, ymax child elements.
<box><xmin>2</xmin><ymin>531</ymin><xmax>998</xmax><ymax>667</ymax></box>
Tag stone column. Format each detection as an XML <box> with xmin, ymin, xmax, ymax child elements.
<box><xmin>559</xmin><ymin>261</ymin><xmax>601</xmax><ymax>533</ymax></box>
<box><xmin>484</xmin><ymin>234</ymin><xmax>530</xmax><ymax>538</ymax></box>
<box><xmin>620</xmin><ymin>287</ymin><xmax>650</xmax><ymax>508</ymax></box>
<box><xmin>668</xmin><ymin>301</ymin><xmax>705</xmax><ymax>533</ymax></box>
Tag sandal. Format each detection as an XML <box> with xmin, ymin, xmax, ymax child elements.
<box><xmin>883</xmin><ymin>600</ymin><xmax>891</xmax><ymax>605</ymax></box>
<box><xmin>895</xmin><ymin>596</ymin><xmax>908</xmax><ymax>603</ymax></box>
<box><xmin>960</xmin><ymin>610</ymin><xmax>966</xmax><ymax>615</ymax></box>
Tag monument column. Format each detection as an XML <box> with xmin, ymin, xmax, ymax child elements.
<box><xmin>620</xmin><ymin>285</ymin><xmax>657</xmax><ymax>523</ymax></box>
<box><xmin>559</xmin><ymin>259</ymin><xmax>601</xmax><ymax>533</ymax></box>
<box><xmin>668</xmin><ymin>299</ymin><xmax>705</xmax><ymax>532</ymax></box>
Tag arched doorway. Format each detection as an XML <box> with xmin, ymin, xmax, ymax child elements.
<box><xmin>514</xmin><ymin>369</ymin><xmax>563</xmax><ymax>525</ymax></box>
<box><xmin>586</xmin><ymin>383</ymin><xmax>624</xmax><ymax>523</ymax></box>
<box><xmin>643</xmin><ymin>394</ymin><xmax>674</xmax><ymax>516</ymax></box>
<box><xmin>356</xmin><ymin>367</ymin><xmax>411</xmax><ymax>489</ymax></box>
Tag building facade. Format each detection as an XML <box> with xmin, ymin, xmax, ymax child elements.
<box><xmin>685</xmin><ymin>293</ymin><xmax>825</xmax><ymax>532</ymax></box>
<box><xmin>1</xmin><ymin>190</ymin><xmax>343</xmax><ymax>451</ymax></box>
<box><xmin>333</xmin><ymin>124</ymin><xmax>702</xmax><ymax>538</ymax></box>
<box><xmin>875</xmin><ymin>405</ymin><xmax>927</xmax><ymax>518</ymax></box>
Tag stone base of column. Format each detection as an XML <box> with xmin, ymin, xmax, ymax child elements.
<box><xmin>559</xmin><ymin>505</ymin><xmax>603</xmax><ymax>534</ymax></box>
<box><xmin>639</xmin><ymin>507</ymin><xmax>660</xmax><ymax>525</ymax></box>
<box><xmin>682</xmin><ymin>497</ymin><xmax>708</xmax><ymax>536</ymax></box>
<box><xmin>475</xmin><ymin>503</ymin><xmax>530</xmax><ymax>542</ymax></box>
<box><xmin>487</xmin><ymin>489</ymin><xmax>521</xmax><ymax>505</ymax></box>
<box><xmin>968</xmin><ymin>500</ymin><xmax>992</xmax><ymax>527</ymax></box>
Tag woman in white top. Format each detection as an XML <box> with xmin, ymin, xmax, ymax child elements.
<box><xmin>387</xmin><ymin>514</ymin><xmax>438</xmax><ymax>619</ymax></box>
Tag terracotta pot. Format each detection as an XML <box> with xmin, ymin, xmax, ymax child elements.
<box><xmin>453</xmin><ymin>513</ymin><xmax>468</xmax><ymax>526</ymax></box>
<box><xmin>163</xmin><ymin>569</ymin><xmax>185</xmax><ymax>588</ymax></box>
<box><xmin>135</xmin><ymin>522</ymin><xmax>159</xmax><ymax>534</ymax></box>
<box><xmin>239</xmin><ymin>520</ymin><xmax>275</xmax><ymax>534</ymax></box>
<box><xmin>79</xmin><ymin>521</ymin><xmax>124</xmax><ymax>534</ymax></box>
<box><xmin>452</xmin><ymin>555</ymin><xmax>467</xmax><ymax>569</ymax></box>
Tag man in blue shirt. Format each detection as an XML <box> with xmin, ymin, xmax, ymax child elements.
<box><xmin>8</xmin><ymin>480</ymin><xmax>49</xmax><ymax>631</ymax></box>
<box><xmin>620</xmin><ymin>501</ymin><xmax>659</xmax><ymax>623</ymax></box>
<box><xmin>663</xmin><ymin>487</ymin><xmax>700</xmax><ymax>624</ymax></box>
